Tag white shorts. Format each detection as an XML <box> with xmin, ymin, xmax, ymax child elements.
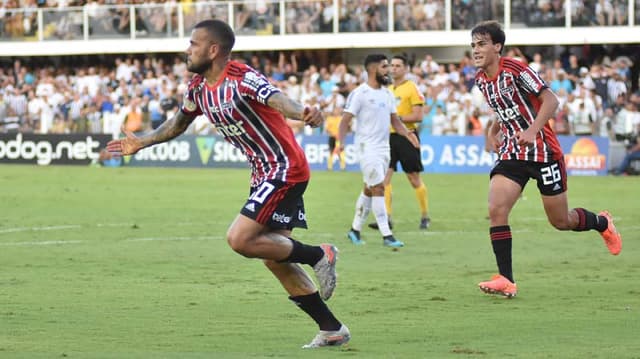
<box><xmin>359</xmin><ymin>151</ymin><xmax>390</xmax><ymax>187</ymax></box>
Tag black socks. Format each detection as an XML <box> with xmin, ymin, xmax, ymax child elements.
<box><xmin>281</xmin><ymin>239</ymin><xmax>324</xmax><ymax>266</ymax></box>
<box><xmin>573</xmin><ymin>208</ymin><xmax>608</xmax><ymax>232</ymax></box>
<box><xmin>490</xmin><ymin>225</ymin><xmax>514</xmax><ymax>283</ymax></box>
<box><xmin>289</xmin><ymin>292</ymin><xmax>341</xmax><ymax>331</ymax></box>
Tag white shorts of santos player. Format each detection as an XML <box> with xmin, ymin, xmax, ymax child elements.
<box><xmin>358</xmin><ymin>144</ymin><xmax>390</xmax><ymax>187</ymax></box>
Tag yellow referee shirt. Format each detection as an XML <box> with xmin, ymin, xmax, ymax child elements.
<box><xmin>388</xmin><ymin>80</ymin><xmax>425</xmax><ymax>132</ymax></box>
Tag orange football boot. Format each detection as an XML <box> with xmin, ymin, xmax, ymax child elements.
<box><xmin>478</xmin><ymin>274</ymin><xmax>517</xmax><ymax>298</ymax></box>
<box><xmin>598</xmin><ymin>211</ymin><xmax>622</xmax><ymax>255</ymax></box>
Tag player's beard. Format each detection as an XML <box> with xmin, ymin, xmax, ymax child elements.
<box><xmin>376</xmin><ymin>72</ymin><xmax>391</xmax><ymax>86</ymax></box>
<box><xmin>187</xmin><ymin>57</ymin><xmax>211</xmax><ymax>75</ymax></box>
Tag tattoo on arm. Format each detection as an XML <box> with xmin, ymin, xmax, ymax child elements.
<box><xmin>268</xmin><ymin>92</ymin><xmax>304</xmax><ymax>120</ymax></box>
<box><xmin>141</xmin><ymin>110</ymin><xmax>195</xmax><ymax>147</ymax></box>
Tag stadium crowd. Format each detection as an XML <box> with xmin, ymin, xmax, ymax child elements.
<box><xmin>1</xmin><ymin>47</ymin><xmax>638</xmax><ymax>145</ymax></box>
<box><xmin>2</xmin><ymin>0</ymin><xmax>640</xmax><ymax>41</ymax></box>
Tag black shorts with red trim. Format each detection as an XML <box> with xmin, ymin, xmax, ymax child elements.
<box><xmin>389</xmin><ymin>132</ymin><xmax>423</xmax><ymax>173</ymax></box>
<box><xmin>240</xmin><ymin>179</ymin><xmax>308</xmax><ymax>230</ymax></box>
<box><xmin>490</xmin><ymin>159</ymin><xmax>567</xmax><ymax>196</ymax></box>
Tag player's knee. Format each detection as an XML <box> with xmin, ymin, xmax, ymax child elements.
<box><xmin>488</xmin><ymin>203</ymin><xmax>508</xmax><ymax>220</ymax></box>
<box><xmin>549</xmin><ymin>217</ymin><xmax>571</xmax><ymax>231</ymax></box>
<box><xmin>226</xmin><ymin>231</ymin><xmax>253</xmax><ymax>257</ymax></box>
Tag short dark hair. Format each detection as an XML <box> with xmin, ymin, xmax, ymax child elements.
<box><xmin>194</xmin><ymin>19</ymin><xmax>235</xmax><ymax>55</ymax></box>
<box><xmin>391</xmin><ymin>54</ymin><xmax>408</xmax><ymax>66</ymax></box>
<box><xmin>364</xmin><ymin>54</ymin><xmax>388</xmax><ymax>69</ymax></box>
<box><xmin>471</xmin><ymin>20</ymin><xmax>505</xmax><ymax>54</ymax></box>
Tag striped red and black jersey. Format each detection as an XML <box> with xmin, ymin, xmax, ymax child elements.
<box><xmin>475</xmin><ymin>57</ymin><xmax>563</xmax><ymax>163</ymax></box>
<box><xmin>181</xmin><ymin>60</ymin><xmax>309</xmax><ymax>186</ymax></box>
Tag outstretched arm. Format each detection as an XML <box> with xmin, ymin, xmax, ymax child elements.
<box><xmin>107</xmin><ymin>110</ymin><xmax>195</xmax><ymax>155</ymax></box>
<box><xmin>267</xmin><ymin>92</ymin><xmax>322</xmax><ymax>127</ymax></box>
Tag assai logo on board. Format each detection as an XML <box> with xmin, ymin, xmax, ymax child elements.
<box><xmin>564</xmin><ymin>138</ymin><xmax>606</xmax><ymax>174</ymax></box>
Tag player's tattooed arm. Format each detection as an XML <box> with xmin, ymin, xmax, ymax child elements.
<box><xmin>267</xmin><ymin>92</ymin><xmax>305</xmax><ymax>119</ymax></box>
<box><xmin>267</xmin><ymin>92</ymin><xmax>323</xmax><ymax>127</ymax></box>
<box><xmin>107</xmin><ymin>110</ymin><xmax>196</xmax><ymax>156</ymax></box>
<box><xmin>139</xmin><ymin>110</ymin><xmax>196</xmax><ymax>148</ymax></box>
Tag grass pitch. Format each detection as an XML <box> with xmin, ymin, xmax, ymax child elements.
<box><xmin>0</xmin><ymin>165</ymin><xmax>638</xmax><ymax>358</ymax></box>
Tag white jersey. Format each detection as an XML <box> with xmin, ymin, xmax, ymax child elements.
<box><xmin>344</xmin><ymin>83</ymin><xmax>396</xmax><ymax>152</ymax></box>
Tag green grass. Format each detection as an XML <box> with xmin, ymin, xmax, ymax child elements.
<box><xmin>0</xmin><ymin>165</ymin><xmax>638</xmax><ymax>358</ymax></box>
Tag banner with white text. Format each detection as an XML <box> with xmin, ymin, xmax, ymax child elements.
<box><xmin>117</xmin><ymin>134</ymin><xmax>609</xmax><ymax>176</ymax></box>
<box><xmin>0</xmin><ymin>133</ymin><xmax>111</xmax><ymax>165</ymax></box>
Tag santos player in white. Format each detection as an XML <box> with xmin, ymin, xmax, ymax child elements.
<box><xmin>335</xmin><ymin>54</ymin><xmax>420</xmax><ymax>248</ymax></box>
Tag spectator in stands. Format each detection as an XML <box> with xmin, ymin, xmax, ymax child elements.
<box><xmin>7</xmin><ymin>86</ymin><xmax>27</xmax><ymax>128</ymax></box>
<box><xmin>566</xmin><ymin>54</ymin><xmax>582</xmax><ymax>87</ymax></box>
<box><xmin>420</xmin><ymin>54</ymin><xmax>439</xmax><ymax>76</ymax></box>
<box><xmin>430</xmin><ymin>102</ymin><xmax>447</xmax><ymax>135</ymax></box>
<box><xmin>612</xmin><ymin>133</ymin><xmax>640</xmax><ymax>175</ymax></box>
<box><xmin>612</xmin><ymin>100</ymin><xmax>640</xmax><ymax>142</ymax></box>
<box><xmin>569</xmin><ymin>101</ymin><xmax>596</xmax><ymax>135</ymax></box>
<box><xmin>0</xmin><ymin>92</ymin><xmax>7</xmax><ymax>129</ymax></box>
<box><xmin>122</xmin><ymin>97</ymin><xmax>144</xmax><ymax>133</ymax></box>
<box><xmin>550</xmin><ymin>70</ymin><xmax>574</xmax><ymax>94</ymax></box>
<box><xmin>394</xmin><ymin>0</ymin><xmax>412</xmax><ymax>31</ymax></box>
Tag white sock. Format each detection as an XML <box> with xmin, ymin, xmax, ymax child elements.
<box><xmin>371</xmin><ymin>196</ymin><xmax>392</xmax><ymax>236</ymax></box>
<box><xmin>351</xmin><ymin>192</ymin><xmax>371</xmax><ymax>231</ymax></box>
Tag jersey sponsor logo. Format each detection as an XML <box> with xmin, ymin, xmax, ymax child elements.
<box><xmin>241</xmin><ymin>71</ymin><xmax>263</xmax><ymax>90</ymax></box>
<box><xmin>215</xmin><ymin>121</ymin><xmax>247</xmax><ymax>137</ymax></box>
<box><xmin>520</xmin><ymin>71</ymin><xmax>541</xmax><ymax>92</ymax></box>
<box><xmin>495</xmin><ymin>105</ymin><xmax>522</xmax><ymax>122</ymax></box>
<box><xmin>553</xmin><ymin>183</ymin><xmax>562</xmax><ymax>191</ymax></box>
<box><xmin>272</xmin><ymin>212</ymin><xmax>291</xmax><ymax>224</ymax></box>
<box><xmin>244</xmin><ymin>202</ymin><xmax>256</xmax><ymax>212</ymax></box>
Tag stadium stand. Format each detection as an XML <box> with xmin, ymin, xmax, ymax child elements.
<box><xmin>0</xmin><ymin>1</ymin><xmax>638</xmax><ymax>169</ymax></box>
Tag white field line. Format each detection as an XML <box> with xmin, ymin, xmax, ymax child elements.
<box><xmin>0</xmin><ymin>240</ymin><xmax>84</xmax><ymax>246</ymax></box>
<box><xmin>126</xmin><ymin>236</ymin><xmax>223</xmax><ymax>242</ymax></box>
<box><xmin>0</xmin><ymin>235</ymin><xmax>222</xmax><ymax>247</ymax></box>
<box><xmin>1</xmin><ymin>222</ymin><xmax>636</xmax><ymax>247</ymax></box>
<box><xmin>0</xmin><ymin>225</ymin><xmax>81</xmax><ymax>234</ymax></box>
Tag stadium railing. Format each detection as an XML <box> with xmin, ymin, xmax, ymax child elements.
<box><xmin>0</xmin><ymin>0</ymin><xmax>638</xmax><ymax>56</ymax></box>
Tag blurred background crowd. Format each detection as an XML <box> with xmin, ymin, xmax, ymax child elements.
<box><xmin>1</xmin><ymin>0</ymin><xmax>640</xmax><ymax>41</ymax></box>
<box><xmin>0</xmin><ymin>0</ymin><xmax>639</xmax><ymax>153</ymax></box>
<box><xmin>1</xmin><ymin>47</ymin><xmax>638</xmax><ymax>143</ymax></box>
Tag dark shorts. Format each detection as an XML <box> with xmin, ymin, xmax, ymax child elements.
<box><xmin>389</xmin><ymin>132</ymin><xmax>423</xmax><ymax>173</ymax></box>
<box><xmin>240</xmin><ymin>179</ymin><xmax>308</xmax><ymax>230</ymax></box>
<box><xmin>490</xmin><ymin>159</ymin><xmax>568</xmax><ymax>196</ymax></box>
<box><xmin>328</xmin><ymin>136</ymin><xmax>337</xmax><ymax>153</ymax></box>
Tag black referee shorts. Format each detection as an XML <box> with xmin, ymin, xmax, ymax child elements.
<box><xmin>389</xmin><ymin>132</ymin><xmax>423</xmax><ymax>173</ymax></box>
